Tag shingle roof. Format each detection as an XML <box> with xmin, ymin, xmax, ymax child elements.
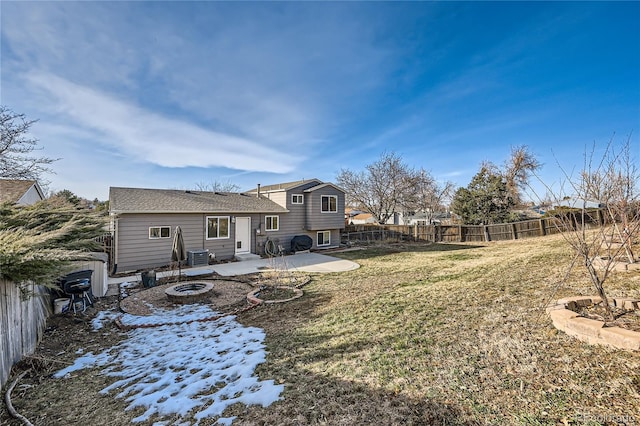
<box><xmin>109</xmin><ymin>187</ymin><xmax>289</xmax><ymax>214</ymax></box>
<box><xmin>303</xmin><ymin>183</ymin><xmax>345</xmax><ymax>193</ymax></box>
<box><xmin>353</xmin><ymin>213</ymin><xmax>374</xmax><ymax>220</ymax></box>
<box><xmin>246</xmin><ymin>178</ymin><xmax>322</xmax><ymax>193</ymax></box>
<box><xmin>0</xmin><ymin>179</ymin><xmax>39</xmax><ymax>204</ymax></box>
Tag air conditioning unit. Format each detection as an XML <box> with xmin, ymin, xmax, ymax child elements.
<box><xmin>187</xmin><ymin>249</ymin><xmax>209</xmax><ymax>267</ymax></box>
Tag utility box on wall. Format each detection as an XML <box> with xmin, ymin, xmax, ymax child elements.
<box><xmin>187</xmin><ymin>249</ymin><xmax>209</xmax><ymax>267</ymax></box>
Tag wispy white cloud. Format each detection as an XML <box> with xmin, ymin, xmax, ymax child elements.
<box><xmin>26</xmin><ymin>71</ymin><xmax>297</xmax><ymax>173</ymax></box>
<box><xmin>2</xmin><ymin>1</ymin><xmax>400</xmax><ymax>181</ymax></box>
<box><xmin>2</xmin><ymin>1</ymin><xmax>635</xmax><ymax>201</ymax></box>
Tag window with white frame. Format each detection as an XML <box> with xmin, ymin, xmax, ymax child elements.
<box><xmin>206</xmin><ymin>216</ymin><xmax>230</xmax><ymax>239</ymax></box>
<box><xmin>291</xmin><ymin>194</ymin><xmax>304</xmax><ymax>204</ymax></box>
<box><xmin>317</xmin><ymin>230</ymin><xmax>331</xmax><ymax>246</ymax></box>
<box><xmin>321</xmin><ymin>195</ymin><xmax>337</xmax><ymax>212</ymax></box>
<box><xmin>149</xmin><ymin>226</ymin><xmax>171</xmax><ymax>239</ymax></box>
<box><xmin>265</xmin><ymin>215</ymin><xmax>279</xmax><ymax>231</ymax></box>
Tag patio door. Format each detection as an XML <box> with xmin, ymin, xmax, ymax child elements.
<box><xmin>235</xmin><ymin>217</ymin><xmax>251</xmax><ymax>254</ymax></box>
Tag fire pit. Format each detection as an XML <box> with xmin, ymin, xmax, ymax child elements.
<box><xmin>165</xmin><ymin>281</ymin><xmax>215</xmax><ymax>304</ymax></box>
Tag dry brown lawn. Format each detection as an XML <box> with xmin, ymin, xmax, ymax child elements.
<box><xmin>2</xmin><ymin>232</ymin><xmax>639</xmax><ymax>425</ymax></box>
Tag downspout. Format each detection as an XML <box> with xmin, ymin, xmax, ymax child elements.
<box><xmin>112</xmin><ymin>214</ymin><xmax>119</xmax><ymax>274</ymax></box>
<box><xmin>202</xmin><ymin>214</ymin><xmax>206</xmax><ymax>249</ymax></box>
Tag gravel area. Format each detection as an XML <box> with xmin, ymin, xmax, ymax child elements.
<box><xmin>120</xmin><ymin>279</ymin><xmax>256</xmax><ymax>316</ymax></box>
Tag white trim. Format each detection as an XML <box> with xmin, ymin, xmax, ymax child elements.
<box><xmin>317</xmin><ymin>230</ymin><xmax>331</xmax><ymax>246</ymax></box>
<box><xmin>265</xmin><ymin>215</ymin><xmax>279</xmax><ymax>231</ymax></box>
<box><xmin>206</xmin><ymin>216</ymin><xmax>230</xmax><ymax>240</ymax></box>
<box><xmin>149</xmin><ymin>226</ymin><xmax>171</xmax><ymax>239</ymax></box>
<box><xmin>303</xmin><ymin>182</ymin><xmax>345</xmax><ymax>193</ymax></box>
<box><xmin>321</xmin><ymin>195</ymin><xmax>338</xmax><ymax>213</ymax></box>
<box><xmin>235</xmin><ymin>217</ymin><xmax>251</xmax><ymax>254</ymax></box>
<box><xmin>291</xmin><ymin>194</ymin><xmax>304</xmax><ymax>205</ymax></box>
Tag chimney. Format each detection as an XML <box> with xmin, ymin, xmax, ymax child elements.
<box><xmin>257</xmin><ymin>184</ymin><xmax>261</xmax><ymax>198</ymax></box>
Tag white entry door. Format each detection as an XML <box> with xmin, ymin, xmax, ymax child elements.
<box><xmin>235</xmin><ymin>217</ymin><xmax>251</xmax><ymax>254</ymax></box>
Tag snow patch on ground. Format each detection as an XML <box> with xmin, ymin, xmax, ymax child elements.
<box><xmin>55</xmin><ymin>304</ymin><xmax>283</xmax><ymax>425</ymax></box>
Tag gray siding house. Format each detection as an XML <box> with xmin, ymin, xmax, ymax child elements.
<box><xmin>0</xmin><ymin>179</ymin><xmax>45</xmax><ymax>206</ymax></box>
<box><xmin>109</xmin><ymin>179</ymin><xmax>345</xmax><ymax>273</ymax></box>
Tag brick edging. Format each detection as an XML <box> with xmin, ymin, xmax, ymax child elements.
<box><xmin>113</xmin><ymin>275</ymin><xmax>312</xmax><ymax>330</ymax></box>
<box><xmin>546</xmin><ymin>296</ymin><xmax>640</xmax><ymax>350</ymax></box>
<box><xmin>247</xmin><ymin>287</ymin><xmax>304</xmax><ymax>305</ymax></box>
<box><xmin>246</xmin><ymin>275</ymin><xmax>311</xmax><ymax>305</ymax></box>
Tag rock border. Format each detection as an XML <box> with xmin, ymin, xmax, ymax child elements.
<box><xmin>547</xmin><ymin>296</ymin><xmax>640</xmax><ymax>350</ymax></box>
<box><xmin>247</xmin><ymin>286</ymin><xmax>303</xmax><ymax>305</ymax></box>
<box><xmin>592</xmin><ymin>256</ymin><xmax>640</xmax><ymax>272</ymax></box>
<box><xmin>165</xmin><ymin>281</ymin><xmax>215</xmax><ymax>304</ymax></box>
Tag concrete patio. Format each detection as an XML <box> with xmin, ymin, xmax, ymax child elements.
<box><xmin>107</xmin><ymin>252</ymin><xmax>360</xmax><ymax>294</ymax></box>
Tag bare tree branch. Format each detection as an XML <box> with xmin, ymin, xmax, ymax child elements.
<box><xmin>337</xmin><ymin>152</ymin><xmax>417</xmax><ymax>224</ymax></box>
<box><xmin>0</xmin><ymin>106</ymin><xmax>58</xmax><ymax>180</ymax></box>
<box><xmin>193</xmin><ymin>180</ymin><xmax>241</xmax><ymax>192</ymax></box>
<box><xmin>536</xmin><ymin>134</ymin><xmax>639</xmax><ymax>321</ymax></box>
<box><xmin>503</xmin><ymin>145</ymin><xmax>542</xmax><ymax>205</ymax></box>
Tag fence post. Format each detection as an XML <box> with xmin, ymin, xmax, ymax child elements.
<box><xmin>484</xmin><ymin>225</ymin><xmax>490</xmax><ymax>242</ymax></box>
<box><xmin>539</xmin><ymin>219</ymin><xmax>546</xmax><ymax>236</ymax></box>
<box><xmin>511</xmin><ymin>223</ymin><xmax>518</xmax><ymax>240</ymax></box>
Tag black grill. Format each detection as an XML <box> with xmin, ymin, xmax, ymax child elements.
<box><xmin>58</xmin><ymin>270</ymin><xmax>94</xmax><ymax>313</ymax></box>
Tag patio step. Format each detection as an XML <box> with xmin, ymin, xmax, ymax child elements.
<box><xmin>235</xmin><ymin>253</ymin><xmax>262</xmax><ymax>262</ymax></box>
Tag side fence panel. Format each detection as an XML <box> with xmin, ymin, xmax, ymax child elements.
<box><xmin>342</xmin><ymin>210</ymin><xmax>606</xmax><ymax>245</ymax></box>
<box><xmin>0</xmin><ymin>280</ymin><xmax>50</xmax><ymax>387</ymax></box>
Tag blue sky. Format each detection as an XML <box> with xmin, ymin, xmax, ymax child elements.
<box><xmin>1</xmin><ymin>1</ymin><xmax>638</xmax><ymax>201</ymax></box>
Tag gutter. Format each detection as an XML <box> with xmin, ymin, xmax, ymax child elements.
<box><xmin>110</xmin><ymin>209</ymin><xmax>289</xmax><ymax>214</ymax></box>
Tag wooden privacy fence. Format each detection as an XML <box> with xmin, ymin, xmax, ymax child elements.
<box><xmin>342</xmin><ymin>213</ymin><xmax>602</xmax><ymax>244</ymax></box>
<box><xmin>0</xmin><ymin>280</ymin><xmax>50</xmax><ymax>387</ymax></box>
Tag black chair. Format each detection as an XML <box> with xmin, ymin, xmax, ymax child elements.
<box><xmin>59</xmin><ymin>270</ymin><xmax>93</xmax><ymax>313</ymax></box>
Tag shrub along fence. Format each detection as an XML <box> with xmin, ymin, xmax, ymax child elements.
<box><xmin>342</xmin><ymin>210</ymin><xmax>605</xmax><ymax>244</ymax></box>
<box><xmin>0</xmin><ymin>280</ymin><xmax>50</xmax><ymax>387</ymax></box>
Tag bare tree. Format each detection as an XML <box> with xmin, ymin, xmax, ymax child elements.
<box><xmin>584</xmin><ymin>137</ymin><xmax>638</xmax><ymax>264</ymax></box>
<box><xmin>503</xmin><ymin>145</ymin><xmax>541</xmax><ymax>205</ymax></box>
<box><xmin>193</xmin><ymin>179</ymin><xmax>241</xmax><ymax>192</ymax></box>
<box><xmin>0</xmin><ymin>106</ymin><xmax>57</xmax><ymax>180</ymax></box>
<box><xmin>337</xmin><ymin>152</ymin><xmax>416</xmax><ymax>224</ymax></box>
<box><xmin>404</xmin><ymin>168</ymin><xmax>454</xmax><ymax>224</ymax></box>
<box><xmin>541</xmin><ymin>135</ymin><xmax>639</xmax><ymax>321</ymax></box>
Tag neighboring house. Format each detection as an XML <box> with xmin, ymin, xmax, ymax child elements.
<box><xmin>344</xmin><ymin>207</ymin><xmax>364</xmax><ymax>224</ymax></box>
<box><xmin>402</xmin><ymin>212</ymin><xmax>452</xmax><ymax>226</ymax></box>
<box><xmin>555</xmin><ymin>198</ymin><xmax>604</xmax><ymax>209</ymax></box>
<box><xmin>349</xmin><ymin>213</ymin><xmax>377</xmax><ymax>225</ymax></box>
<box><xmin>530</xmin><ymin>205</ymin><xmax>546</xmax><ymax>215</ymax></box>
<box><xmin>383</xmin><ymin>212</ymin><xmax>402</xmax><ymax>225</ymax></box>
<box><xmin>109</xmin><ymin>179</ymin><xmax>345</xmax><ymax>273</ymax></box>
<box><xmin>0</xmin><ymin>179</ymin><xmax>45</xmax><ymax>206</ymax></box>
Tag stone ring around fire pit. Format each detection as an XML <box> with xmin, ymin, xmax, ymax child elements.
<box><xmin>165</xmin><ymin>281</ymin><xmax>215</xmax><ymax>304</ymax></box>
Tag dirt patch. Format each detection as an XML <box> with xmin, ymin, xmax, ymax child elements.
<box><xmin>120</xmin><ymin>279</ymin><xmax>254</xmax><ymax>316</ymax></box>
<box><xmin>579</xmin><ymin>304</ymin><xmax>640</xmax><ymax>332</ymax></box>
<box><xmin>1</xmin><ymin>296</ymin><xmax>132</xmax><ymax>426</ymax></box>
<box><xmin>256</xmin><ymin>286</ymin><xmax>300</xmax><ymax>301</ymax></box>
